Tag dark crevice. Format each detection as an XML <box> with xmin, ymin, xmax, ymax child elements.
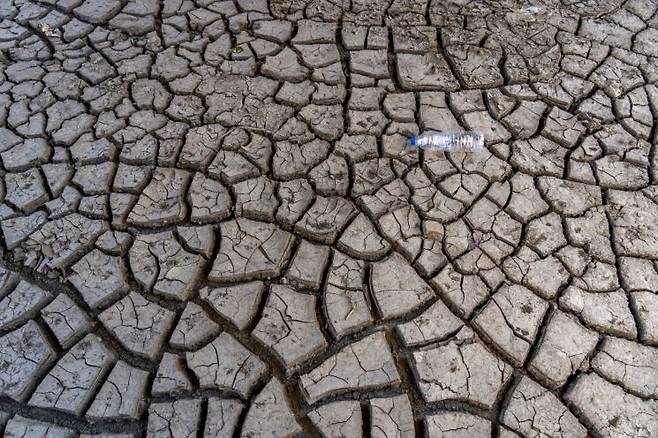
<box><xmin>0</xmin><ymin>2</ymin><xmax>656</xmax><ymax>438</ymax></box>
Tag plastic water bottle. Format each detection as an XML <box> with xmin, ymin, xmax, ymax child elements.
<box><xmin>409</xmin><ymin>131</ymin><xmax>485</xmax><ymax>152</ymax></box>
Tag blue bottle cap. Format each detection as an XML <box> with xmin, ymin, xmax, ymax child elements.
<box><xmin>409</xmin><ymin>136</ymin><xmax>416</xmax><ymax>146</ymax></box>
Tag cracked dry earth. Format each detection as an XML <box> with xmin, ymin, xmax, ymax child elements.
<box><xmin>2</xmin><ymin>0</ymin><xmax>658</xmax><ymax>438</ymax></box>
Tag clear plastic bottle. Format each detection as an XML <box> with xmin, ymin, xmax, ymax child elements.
<box><xmin>409</xmin><ymin>131</ymin><xmax>485</xmax><ymax>152</ymax></box>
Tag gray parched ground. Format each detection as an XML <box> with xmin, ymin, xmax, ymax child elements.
<box><xmin>0</xmin><ymin>0</ymin><xmax>658</xmax><ymax>436</ymax></box>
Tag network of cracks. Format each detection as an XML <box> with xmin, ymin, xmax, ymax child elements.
<box><xmin>1</xmin><ymin>0</ymin><xmax>658</xmax><ymax>436</ymax></box>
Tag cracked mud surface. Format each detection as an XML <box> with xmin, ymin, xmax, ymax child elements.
<box><xmin>0</xmin><ymin>0</ymin><xmax>658</xmax><ymax>437</ymax></box>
